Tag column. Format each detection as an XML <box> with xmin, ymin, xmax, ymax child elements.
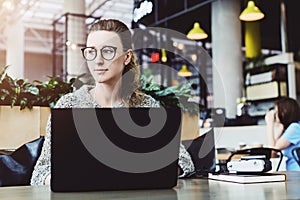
<box><xmin>64</xmin><ymin>0</ymin><xmax>88</xmax><ymax>81</ymax></box>
<box><xmin>211</xmin><ymin>0</ymin><xmax>243</xmax><ymax>118</ymax></box>
<box><xmin>5</xmin><ymin>19</ymin><xmax>24</xmax><ymax>78</ymax></box>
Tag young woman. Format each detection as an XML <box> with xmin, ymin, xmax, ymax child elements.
<box><xmin>265</xmin><ymin>97</ymin><xmax>300</xmax><ymax>170</ymax></box>
<box><xmin>30</xmin><ymin>19</ymin><xmax>194</xmax><ymax>185</ymax></box>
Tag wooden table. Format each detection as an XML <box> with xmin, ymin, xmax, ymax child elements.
<box><xmin>0</xmin><ymin>172</ymin><xmax>299</xmax><ymax>200</ymax></box>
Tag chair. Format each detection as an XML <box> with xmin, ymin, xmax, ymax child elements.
<box><xmin>226</xmin><ymin>147</ymin><xmax>283</xmax><ymax>171</ymax></box>
<box><xmin>292</xmin><ymin>147</ymin><xmax>300</xmax><ymax>166</ymax></box>
<box><xmin>182</xmin><ymin>128</ymin><xmax>216</xmax><ymax>177</ymax></box>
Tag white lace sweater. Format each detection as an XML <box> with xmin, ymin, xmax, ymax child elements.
<box><xmin>30</xmin><ymin>85</ymin><xmax>195</xmax><ymax>185</ymax></box>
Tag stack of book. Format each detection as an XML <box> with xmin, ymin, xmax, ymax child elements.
<box><xmin>208</xmin><ymin>173</ymin><xmax>286</xmax><ymax>184</ymax></box>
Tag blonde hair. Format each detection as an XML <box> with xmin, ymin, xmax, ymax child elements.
<box><xmin>89</xmin><ymin>19</ymin><xmax>144</xmax><ymax>107</ymax></box>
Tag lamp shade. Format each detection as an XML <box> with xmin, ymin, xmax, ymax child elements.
<box><xmin>178</xmin><ymin>64</ymin><xmax>192</xmax><ymax>77</ymax></box>
<box><xmin>187</xmin><ymin>22</ymin><xmax>208</xmax><ymax>40</ymax></box>
<box><xmin>239</xmin><ymin>1</ymin><xmax>264</xmax><ymax>21</ymax></box>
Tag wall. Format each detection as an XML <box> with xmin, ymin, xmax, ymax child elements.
<box><xmin>0</xmin><ymin>51</ymin><xmax>54</xmax><ymax>81</ymax></box>
<box><xmin>213</xmin><ymin>126</ymin><xmax>267</xmax><ymax>149</ymax></box>
<box><xmin>24</xmin><ymin>52</ymin><xmax>53</xmax><ymax>82</ymax></box>
<box><xmin>201</xmin><ymin>125</ymin><xmax>286</xmax><ymax>171</ymax></box>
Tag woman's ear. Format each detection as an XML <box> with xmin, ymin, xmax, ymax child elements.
<box><xmin>124</xmin><ymin>50</ymin><xmax>133</xmax><ymax>65</ymax></box>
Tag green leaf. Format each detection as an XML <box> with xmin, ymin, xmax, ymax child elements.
<box><xmin>16</xmin><ymin>79</ymin><xmax>25</xmax><ymax>86</ymax></box>
<box><xmin>33</xmin><ymin>80</ymin><xmax>43</xmax><ymax>84</ymax></box>
<box><xmin>140</xmin><ymin>74</ymin><xmax>200</xmax><ymax>116</ymax></box>
<box><xmin>26</xmin><ymin>87</ymin><xmax>39</xmax><ymax>95</ymax></box>
<box><xmin>0</xmin><ymin>65</ymin><xmax>10</xmax><ymax>81</ymax></box>
<box><xmin>0</xmin><ymin>65</ymin><xmax>80</xmax><ymax>109</ymax></box>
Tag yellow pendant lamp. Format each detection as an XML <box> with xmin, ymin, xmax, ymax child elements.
<box><xmin>187</xmin><ymin>22</ymin><xmax>208</xmax><ymax>40</ymax></box>
<box><xmin>239</xmin><ymin>1</ymin><xmax>264</xmax><ymax>21</ymax></box>
<box><xmin>161</xmin><ymin>48</ymin><xmax>167</xmax><ymax>62</ymax></box>
<box><xmin>178</xmin><ymin>64</ymin><xmax>192</xmax><ymax>77</ymax></box>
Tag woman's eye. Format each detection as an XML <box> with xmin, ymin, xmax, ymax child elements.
<box><xmin>88</xmin><ymin>49</ymin><xmax>95</xmax><ymax>54</ymax></box>
<box><xmin>103</xmin><ymin>49</ymin><xmax>114</xmax><ymax>54</ymax></box>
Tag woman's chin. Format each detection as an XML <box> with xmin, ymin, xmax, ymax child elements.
<box><xmin>95</xmin><ymin>78</ymin><xmax>106</xmax><ymax>83</ymax></box>
<box><xmin>93</xmin><ymin>74</ymin><xmax>107</xmax><ymax>83</ymax></box>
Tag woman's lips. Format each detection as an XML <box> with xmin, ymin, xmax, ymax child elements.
<box><xmin>94</xmin><ymin>68</ymin><xmax>108</xmax><ymax>74</ymax></box>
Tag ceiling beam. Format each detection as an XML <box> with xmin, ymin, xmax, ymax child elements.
<box><xmin>27</xmin><ymin>28</ymin><xmax>51</xmax><ymax>49</ymax></box>
<box><xmin>0</xmin><ymin>0</ymin><xmax>134</xmax><ymax>54</ymax></box>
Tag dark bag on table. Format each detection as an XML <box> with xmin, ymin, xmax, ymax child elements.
<box><xmin>0</xmin><ymin>136</ymin><xmax>44</xmax><ymax>186</ymax></box>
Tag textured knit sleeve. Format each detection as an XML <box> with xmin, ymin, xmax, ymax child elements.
<box><xmin>30</xmin><ymin>93</ymin><xmax>76</xmax><ymax>185</ymax></box>
<box><xmin>30</xmin><ymin>115</ymin><xmax>52</xmax><ymax>185</ymax></box>
<box><xmin>139</xmin><ymin>94</ymin><xmax>160</xmax><ymax>108</ymax></box>
<box><xmin>178</xmin><ymin>143</ymin><xmax>195</xmax><ymax>178</ymax></box>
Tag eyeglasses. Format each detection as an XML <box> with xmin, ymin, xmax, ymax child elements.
<box><xmin>81</xmin><ymin>46</ymin><xmax>117</xmax><ymax>61</ymax></box>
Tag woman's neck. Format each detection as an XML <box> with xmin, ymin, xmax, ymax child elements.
<box><xmin>93</xmin><ymin>82</ymin><xmax>122</xmax><ymax>107</ymax></box>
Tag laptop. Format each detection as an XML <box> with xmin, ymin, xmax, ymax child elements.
<box><xmin>51</xmin><ymin>108</ymin><xmax>182</xmax><ymax>192</ymax></box>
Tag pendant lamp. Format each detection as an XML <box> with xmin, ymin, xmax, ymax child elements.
<box><xmin>161</xmin><ymin>48</ymin><xmax>167</xmax><ymax>62</ymax></box>
<box><xmin>239</xmin><ymin>1</ymin><xmax>264</xmax><ymax>21</ymax></box>
<box><xmin>178</xmin><ymin>64</ymin><xmax>192</xmax><ymax>77</ymax></box>
<box><xmin>187</xmin><ymin>22</ymin><xmax>208</xmax><ymax>40</ymax></box>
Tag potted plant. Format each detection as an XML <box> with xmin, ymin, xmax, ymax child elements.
<box><xmin>140</xmin><ymin>73</ymin><xmax>202</xmax><ymax>140</ymax></box>
<box><xmin>0</xmin><ymin>66</ymin><xmax>82</xmax><ymax>149</ymax></box>
<box><xmin>0</xmin><ymin>66</ymin><xmax>82</xmax><ymax>110</ymax></box>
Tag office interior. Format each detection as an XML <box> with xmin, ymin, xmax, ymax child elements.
<box><xmin>0</xmin><ymin>0</ymin><xmax>300</xmax><ymax>178</ymax></box>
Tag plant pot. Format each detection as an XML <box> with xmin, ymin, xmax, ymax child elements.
<box><xmin>181</xmin><ymin>112</ymin><xmax>199</xmax><ymax>141</ymax></box>
<box><xmin>0</xmin><ymin>106</ymin><xmax>50</xmax><ymax>150</ymax></box>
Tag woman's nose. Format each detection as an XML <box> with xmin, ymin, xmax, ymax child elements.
<box><xmin>95</xmin><ymin>51</ymin><xmax>104</xmax><ymax>64</ymax></box>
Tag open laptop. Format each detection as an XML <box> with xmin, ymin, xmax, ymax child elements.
<box><xmin>51</xmin><ymin>108</ymin><xmax>182</xmax><ymax>192</ymax></box>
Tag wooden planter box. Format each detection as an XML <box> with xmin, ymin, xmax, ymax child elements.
<box><xmin>181</xmin><ymin>112</ymin><xmax>200</xmax><ymax>141</ymax></box>
<box><xmin>0</xmin><ymin>106</ymin><xmax>50</xmax><ymax>150</ymax></box>
<box><xmin>0</xmin><ymin>106</ymin><xmax>199</xmax><ymax>149</ymax></box>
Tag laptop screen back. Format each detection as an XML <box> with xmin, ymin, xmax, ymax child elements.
<box><xmin>51</xmin><ymin>108</ymin><xmax>181</xmax><ymax>192</ymax></box>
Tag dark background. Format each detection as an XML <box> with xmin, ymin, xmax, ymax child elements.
<box><xmin>133</xmin><ymin>0</ymin><xmax>300</xmax><ymax>60</ymax></box>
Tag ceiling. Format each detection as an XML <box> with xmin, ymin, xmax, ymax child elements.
<box><xmin>137</xmin><ymin>0</ymin><xmax>300</xmax><ymax>60</ymax></box>
<box><xmin>1</xmin><ymin>0</ymin><xmax>299</xmax><ymax>59</ymax></box>
<box><xmin>0</xmin><ymin>0</ymin><xmax>133</xmax><ymax>54</ymax></box>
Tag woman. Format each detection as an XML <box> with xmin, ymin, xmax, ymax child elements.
<box><xmin>265</xmin><ymin>97</ymin><xmax>300</xmax><ymax>170</ymax></box>
<box><xmin>30</xmin><ymin>19</ymin><xmax>194</xmax><ymax>185</ymax></box>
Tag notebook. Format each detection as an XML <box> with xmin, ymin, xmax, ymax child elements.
<box><xmin>208</xmin><ymin>173</ymin><xmax>286</xmax><ymax>184</ymax></box>
<box><xmin>50</xmin><ymin>108</ymin><xmax>182</xmax><ymax>192</ymax></box>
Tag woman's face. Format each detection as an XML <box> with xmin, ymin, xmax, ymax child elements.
<box><xmin>86</xmin><ymin>30</ymin><xmax>130</xmax><ymax>84</ymax></box>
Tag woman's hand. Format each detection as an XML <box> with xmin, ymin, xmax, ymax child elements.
<box><xmin>265</xmin><ymin>109</ymin><xmax>285</xmax><ymax>148</ymax></box>
<box><xmin>178</xmin><ymin>167</ymin><xmax>183</xmax><ymax>176</ymax></box>
<box><xmin>265</xmin><ymin>110</ymin><xmax>275</xmax><ymax>126</ymax></box>
<box><xmin>44</xmin><ymin>174</ymin><xmax>51</xmax><ymax>185</ymax></box>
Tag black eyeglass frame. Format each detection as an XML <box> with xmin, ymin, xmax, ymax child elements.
<box><xmin>81</xmin><ymin>46</ymin><xmax>118</xmax><ymax>61</ymax></box>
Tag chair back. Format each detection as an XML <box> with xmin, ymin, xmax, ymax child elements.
<box><xmin>292</xmin><ymin>147</ymin><xmax>300</xmax><ymax>166</ymax></box>
<box><xmin>226</xmin><ymin>147</ymin><xmax>283</xmax><ymax>171</ymax></box>
<box><xmin>182</xmin><ymin>128</ymin><xmax>216</xmax><ymax>176</ymax></box>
